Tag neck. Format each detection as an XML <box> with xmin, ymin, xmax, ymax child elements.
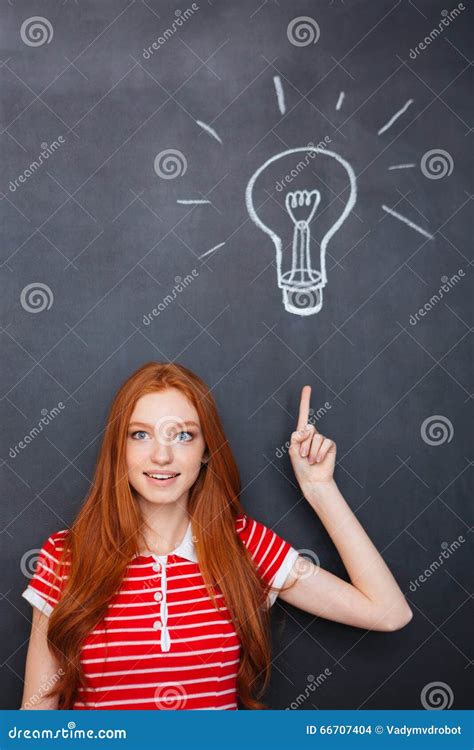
<box><xmin>136</xmin><ymin>497</ymin><xmax>190</xmax><ymax>556</ymax></box>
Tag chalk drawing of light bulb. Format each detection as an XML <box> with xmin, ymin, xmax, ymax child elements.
<box><xmin>245</xmin><ymin>148</ymin><xmax>357</xmax><ymax>316</ymax></box>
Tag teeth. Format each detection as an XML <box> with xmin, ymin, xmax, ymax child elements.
<box><xmin>146</xmin><ymin>473</ymin><xmax>178</xmax><ymax>479</ymax></box>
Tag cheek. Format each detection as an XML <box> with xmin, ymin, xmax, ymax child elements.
<box><xmin>126</xmin><ymin>443</ymin><xmax>148</xmax><ymax>472</ymax></box>
<box><xmin>186</xmin><ymin>443</ymin><xmax>206</xmax><ymax>465</ymax></box>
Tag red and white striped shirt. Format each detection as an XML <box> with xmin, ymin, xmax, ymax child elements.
<box><xmin>22</xmin><ymin>514</ymin><xmax>299</xmax><ymax>710</ymax></box>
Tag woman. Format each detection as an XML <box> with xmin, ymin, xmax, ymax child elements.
<box><xmin>21</xmin><ymin>361</ymin><xmax>412</xmax><ymax>710</ymax></box>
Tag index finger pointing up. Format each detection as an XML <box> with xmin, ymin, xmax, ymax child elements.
<box><xmin>296</xmin><ymin>385</ymin><xmax>312</xmax><ymax>432</ymax></box>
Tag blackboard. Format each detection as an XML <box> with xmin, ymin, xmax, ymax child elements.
<box><xmin>1</xmin><ymin>0</ymin><xmax>472</xmax><ymax>710</ymax></box>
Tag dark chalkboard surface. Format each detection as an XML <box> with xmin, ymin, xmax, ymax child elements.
<box><xmin>1</xmin><ymin>0</ymin><xmax>472</xmax><ymax>710</ymax></box>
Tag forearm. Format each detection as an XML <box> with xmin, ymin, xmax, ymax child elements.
<box><xmin>304</xmin><ymin>479</ymin><xmax>411</xmax><ymax>615</ymax></box>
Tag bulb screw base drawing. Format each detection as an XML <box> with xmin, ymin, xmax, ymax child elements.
<box><xmin>282</xmin><ymin>284</ymin><xmax>323</xmax><ymax>316</ymax></box>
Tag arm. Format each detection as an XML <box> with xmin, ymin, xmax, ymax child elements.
<box><xmin>279</xmin><ymin>479</ymin><xmax>413</xmax><ymax>630</ymax></box>
<box><xmin>278</xmin><ymin>386</ymin><xmax>413</xmax><ymax>632</ymax></box>
<box><xmin>21</xmin><ymin>607</ymin><xmax>60</xmax><ymax>709</ymax></box>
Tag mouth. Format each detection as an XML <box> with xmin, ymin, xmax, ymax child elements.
<box><xmin>143</xmin><ymin>471</ymin><xmax>180</xmax><ymax>486</ymax></box>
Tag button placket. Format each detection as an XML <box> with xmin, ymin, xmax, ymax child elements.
<box><xmin>152</xmin><ymin>554</ymin><xmax>170</xmax><ymax>652</ymax></box>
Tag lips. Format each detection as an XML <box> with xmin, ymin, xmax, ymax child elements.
<box><xmin>143</xmin><ymin>472</ymin><xmax>180</xmax><ymax>483</ymax></box>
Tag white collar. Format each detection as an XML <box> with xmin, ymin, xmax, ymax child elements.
<box><xmin>132</xmin><ymin>514</ymin><xmax>247</xmax><ymax>563</ymax></box>
<box><xmin>133</xmin><ymin>520</ymin><xmax>197</xmax><ymax>563</ymax></box>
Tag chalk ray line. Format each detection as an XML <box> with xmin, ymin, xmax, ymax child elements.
<box><xmin>382</xmin><ymin>204</ymin><xmax>433</xmax><ymax>239</ymax></box>
<box><xmin>378</xmin><ymin>99</ymin><xmax>414</xmax><ymax>135</ymax></box>
<box><xmin>388</xmin><ymin>163</ymin><xmax>416</xmax><ymax>170</ymax></box>
<box><xmin>273</xmin><ymin>75</ymin><xmax>286</xmax><ymax>115</ymax></box>
<box><xmin>199</xmin><ymin>241</ymin><xmax>225</xmax><ymax>259</ymax></box>
<box><xmin>196</xmin><ymin>120</ymin><xmax>222</xmax><ymax>144</ymax></box>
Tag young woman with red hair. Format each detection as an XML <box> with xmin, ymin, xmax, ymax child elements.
<box><xmin>21</xmin><ymin>361</ymin><xmax>412</xmax><ymax>710</ymax></box>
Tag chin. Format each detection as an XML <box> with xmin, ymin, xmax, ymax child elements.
<box><xmin>143</xmin><ymin>494</ymin><xmax>180</xmax><ymax>504</ymax></box>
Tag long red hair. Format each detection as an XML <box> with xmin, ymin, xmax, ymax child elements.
<box><xmin>42</xmin><ymin>361</ymin><xmax>294</xmax><ymax>709</ymax></box>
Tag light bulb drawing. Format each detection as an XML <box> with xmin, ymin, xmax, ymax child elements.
<box><xmin>245</xmin><ymin>147</ymin><xmax>357</xmax><ymax>316</ymax></box>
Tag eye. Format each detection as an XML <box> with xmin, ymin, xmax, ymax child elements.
<box><xmin>176</xmin><ymin>430</ymin><xmax>193</xmax><ymax>442</ymax></box>
<box><xmin>130</xmin><ymin>430</ymin><xmax>150</xmax><ymax>440</ymax></box>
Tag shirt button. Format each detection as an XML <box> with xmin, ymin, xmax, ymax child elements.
<box><xmin>154</xmin><ymin>591</ymin><xmax>162</xmax><ymax>602</ymax></box>
<box><xmin>153</xmin><ymin>620</ymin><xmax>161</xmax><ymax>630</ymax></box>
<box><xmin>152</xmin><ymin>562</ymin><xmax>161</xmax><ymax>572</ymax></box>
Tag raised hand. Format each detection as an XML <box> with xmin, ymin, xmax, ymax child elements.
<box><xmin>288</xmin><ymin>385</ymin><xmax>336</xmax><ymax>492</ymax></box>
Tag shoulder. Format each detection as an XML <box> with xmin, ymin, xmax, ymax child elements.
<box><xmin>234</xmin><ymin>512</ymin><xmax>290</xmax><ymax>557</ymax></box>
<box><xmin>42</xmin><ymin>528</ymin><xmax>70</xmax><ymax>549</ymax></box>
<box><xmin>22</xmin><ymin>529</ymin><xmax>70</xmax><ymax>617</ymax></box>
<box><xmin>48</xmin><ymin>528</ymin><xmax>69</xmax><ymax>543</ymax></box>
<box><xmin>234</xmin><ymin>513</ymin><xmax>300</xmax><ymax>601</ymax></box>
<box><xmin>234</xmin><ymin>512</ymin><xmax>276</xmax><ymax>539</ymax></box>
<box><xmin>37</xmin><ymin>529</ymin><xmax>71</xmax><ymax>564</ymax></box>
<box><xmin>235</xmin><ymin>513</ymin><xmax>248</xmax><ymax>534</ymax></box>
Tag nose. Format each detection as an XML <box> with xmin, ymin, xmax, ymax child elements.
<box><xmin>149</xmin><ymin>436</ymin><xmax>174</xmax><ymax>464</ymax></box>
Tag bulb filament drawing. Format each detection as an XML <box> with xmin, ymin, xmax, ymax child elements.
<box><xmin>283</xmin><ymin>189</ymin><xmax>322</xmax><ymax>313</ymax></box>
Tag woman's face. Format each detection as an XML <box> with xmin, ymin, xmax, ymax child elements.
<box><xmin>126</xmin><ymin>388</ymin><xmax>208</xmax><ymax>508</ymax></box>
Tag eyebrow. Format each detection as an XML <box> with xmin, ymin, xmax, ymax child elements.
<box><xmin>129</xmin><ymin>420</ymin><xmax>200</xmax><ymax>429</ymax></box>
